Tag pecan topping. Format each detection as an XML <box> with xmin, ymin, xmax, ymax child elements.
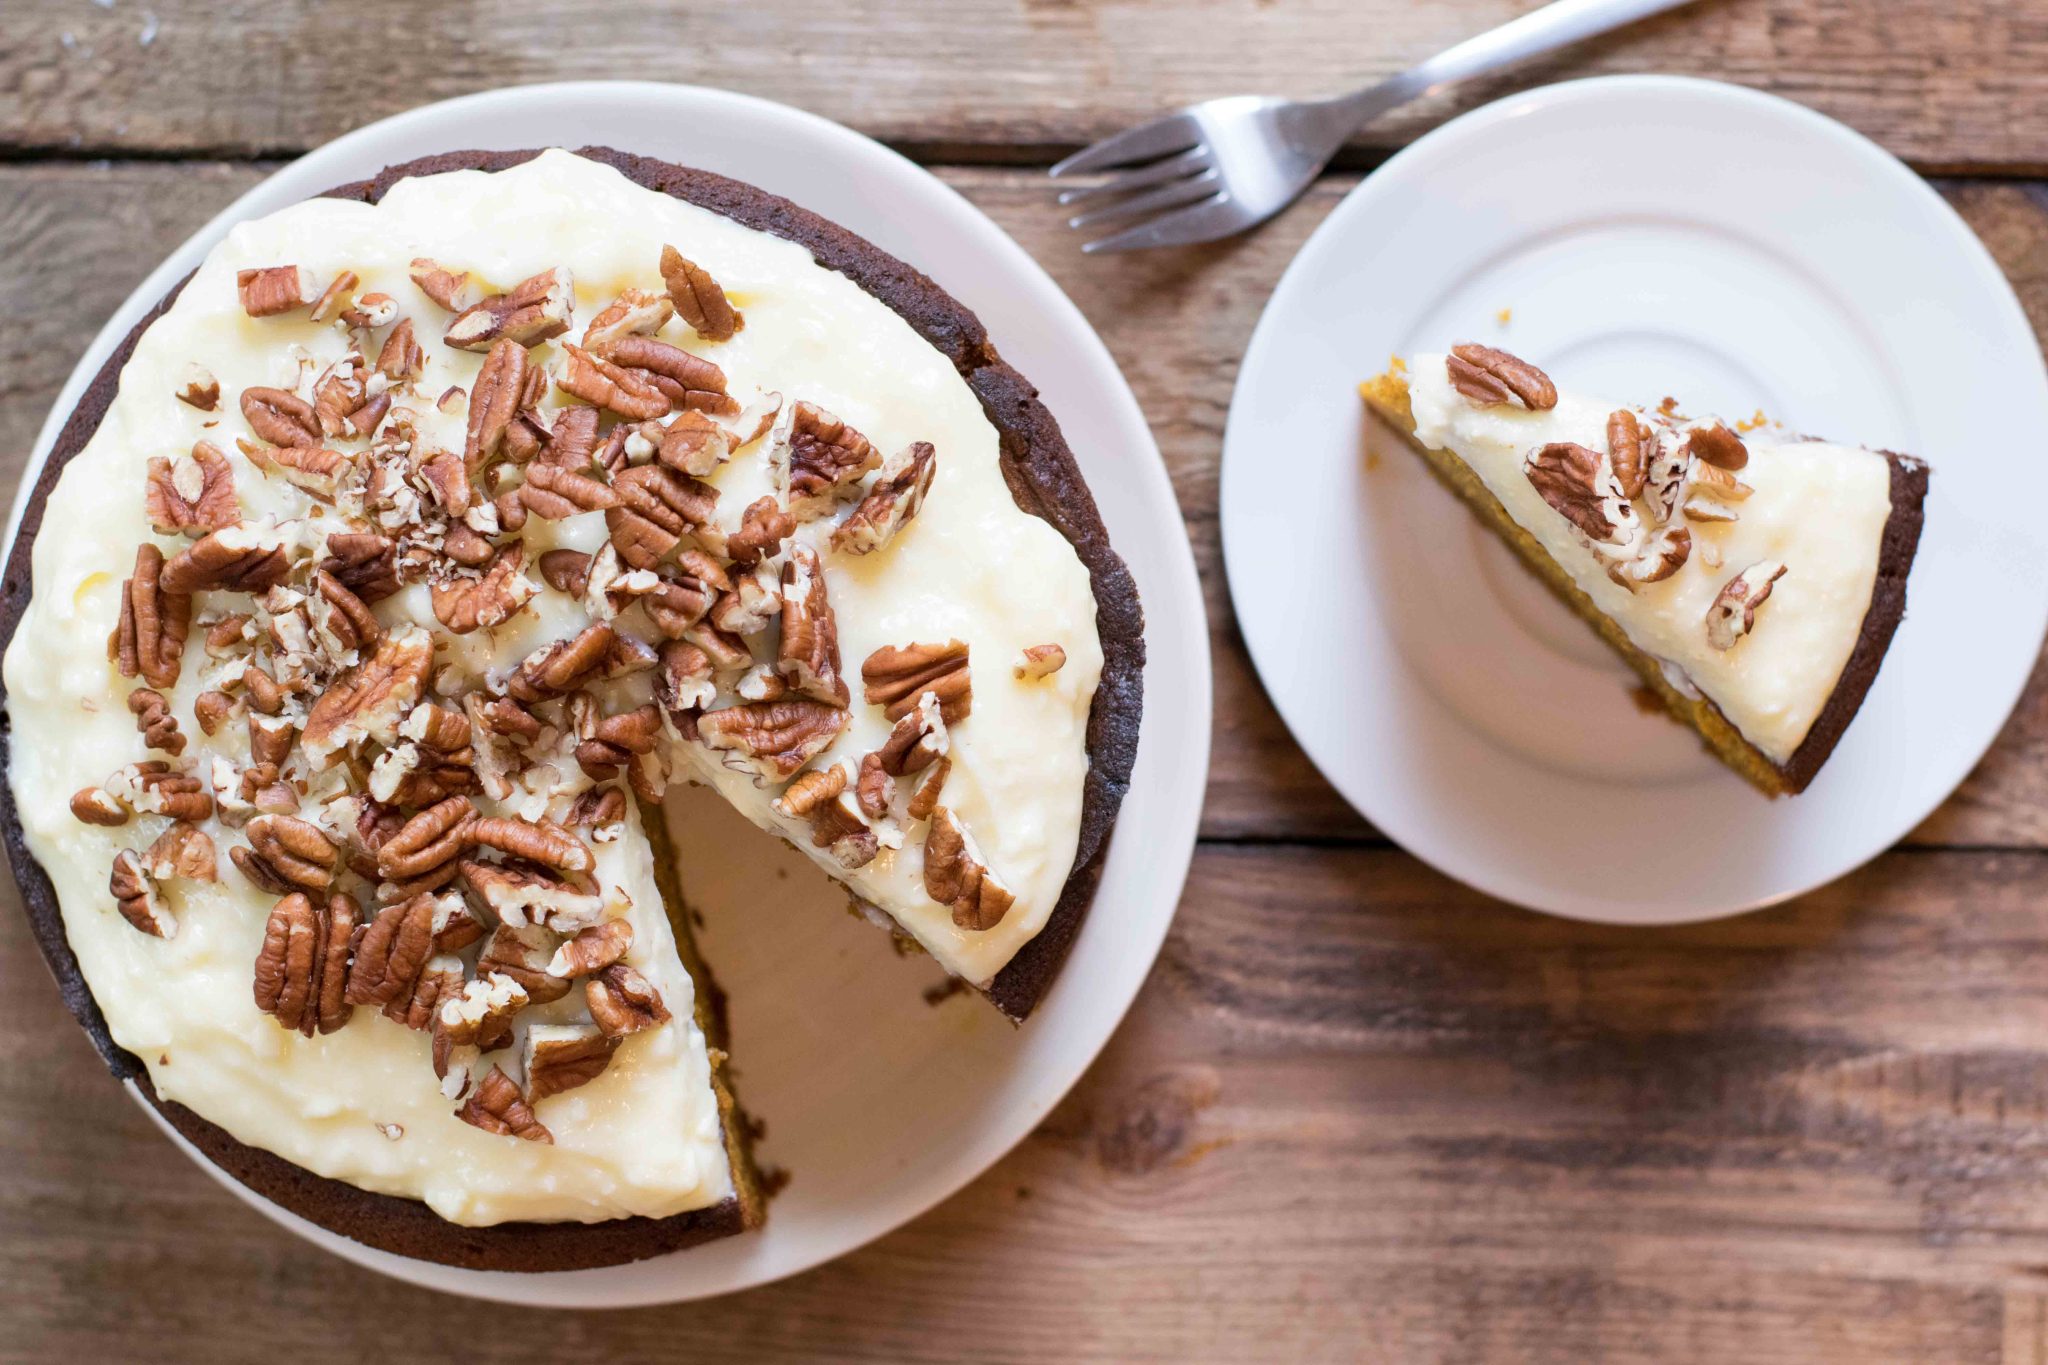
<box><xmin>459</xmin><ymin>856</ymin><xmax>603</xmax><ymax>934</ymax></box>
<box><xmin>191</xmin><ymin>689</ymin><xmax>232</xmax><ymax>738</ymax></box>
<box><xmin>1681</xmin><ymin>458</ymin><xmax>1754</xmax><ymax>524</ymax></box>
<box><xmin>874</xmin><ymin>691</ymin><xmax>949</xmax><ymax>776</ymax></box>
<box><xmin>444</xmin><ymin>267</ymin><xmax>573</xmax><ymax>352</ymax></box>
<box><xmin>344</xmin><ymin>892</ymin><xmax>439</xmax><ymax>1007</ymax></box>
<box><xmin>160</xmin><ymin>525</ymin><xmax>291</xmax><ymax>595</ymax></box>
<box><xmin>175</xmin><ymin>363</ymin><xmax>220</xmax><ymax>412</ymax></box>
<box><xmin>586</xmin><ymin>964</ymin><xmax>670</xmax><ymax>1039</ymax></box>
<box><xmin>430</xmin><ymin>545</ymin><xmax>537</xmax><ymax>635</ymax></box>
<box><xmin>408</xmin><ymin>258</ymin><xmax>474</xmax><ymax>312</ymax></box>
<box><xmin>657</xmin><ymin>639</ymin><xmax>717</xmax><ymax>713</ymax></box>
<box><xmin>710</xmin><ymin>568</ymin><xmax>781</xmax><ymax>636</ymax></box>
<box><xmin>810</xmin><ymin>784</ymin><xmax>879</xmax><ymax>870</ymax></box>
<box><xmin>469</xmin><ymin>817</ymin><xmax>595</xmax><ymax>875</ymax></box>
<box><xmin>778</xmin><ymin>544</ymin><xmax>847</xmax><ymax>705</ymax></box>
<box><xmin>546</xmin><ymin>920</ymin><xmax>633</xmax><ymax>980</ymax></box>
<box><xmin>389</xmin><ymin>951</ymin><xmax>465</xmax><ymax>1034</ymax></box>
<box><xmin>605</xmin><ymin>464</ymin><xmax>718</xmax><ymax>569</ymax></box>
<box><xmin>508</xmin><ymin>624</ymin><xmax>614</xmax><ymax>702</ymax></box>
<box><xmin>302</xmin><ymin>625</ymin><xmax>432</xmax><ymax>766</ymax></box>
<box><xmin>321</xmin><ymin>532</ymin><xmax>400</xmax><ymax>602</ymax></box>
<box><xmin>605</xmin><ymin>336</ymin><xmax>736</xmax><ymax>415</ymax></box>
<box><xmin>907</xmin><ymin>755</ymin><xmax>951</xmax><ymax>822</ymax></box>
<box><xmin>476</xmin><ymin>923</ymin><xmax>572</xmax><ymax>1006</ymax></box>
<box><xmin>574</xmin><ymin>703</ymin><xmax>663</xmax><ymax>783</ymax></box>
<box><xmin>584</xmin><ymin>288</ymin><xmax>675</xmax><ymax>354</ymax></box>
<box><xmin>520</xmin><ymin>462</ymin><xmax>619</xmax><ymax>519</ymax></box>
<box><xmin>107</xmin><ymin>761</ymin><xmax>213</xmax><ymax>821</ymax></box>
<box><xmin>70</xmin><ymin>786</ymin><xmax>129</xmax><ymax>827</ymax></box>
<box><xmin>433</xmin><ymin>973</ymin><xmax>529</xmax><ymax>1060</ymax></box>
<box><xmin>1522</xmin><ymin>442</ymin><xmax>1641</xmax><ymax>551</ymax></box>
<box><xmin>657</xmin><ymin>410</ymin><xmax>733</xmax><ymax>478</ymax></box>
<box><xmin>536</xmin><ymin>404</ymin><xmax>601</xmax><ymax>473</ymax></box>
<box><xmin>785</xmin><ymin>401</ymin><xmax>880</xmax><ymax>514</ymax></box>
<box><xmin>660</xmin><ymin>244</ymin><xmax>743</xmax><ymax>341</ymax></box>
<box><xmin>1609</xmin><ymin>523</ymin><xmax>1692</xmax><ymax>588</ymax></box>
<box><xmin>146</xmin><ymin>443</ymin><xmax>238</xmax><ymax>537</ymax></box>
<box><xmin>1684</xmin><ymin>422</ymin><xmax>1749</xmax><ymax>471</ymax></box>
<box><xmin>127</xmin><ymin>687</ymin><xmax>185</xmax><ymax>755</ymax></box>
<box><xmin>1015</xmin><ymin>643</ymin><xmax>1067</xmax><ymax>680</ymax></box>
<box><xmin>723</xmin><ymin>496</ymin><xmax>795</xmax><ymax>570</ymax></box>
<box><xmin>254</xmin><ymin>892</ymin><xmax>359</xmax><ymax>1036</ymax></box>
<box><xmin>924</xmin><ymin>807</ymin><xmax>1015</xmax><ymax>932</ymax></box>
<box><xmin>565</xmin><ymin>787</ymin><xmax>629</xmax><ymax>831</ymax></box>
<box><xmin>236</xmin><ymin>265</ymin><xmax>314</xmax><ymax>317</ymax></box>
<box><xmin>377</xmin><ymin>797</ymin><xmax>478</xmax><ymax>892</ymax></box>
<box><xmin>376</xmin><ymin>318</ymin><xmax>423</xmax><ymax>382</ymax></box>
<box><xmin>1446</xmin><ymin>343</ymin><xmax>1557</xmax><ymax>410</ymax></box>
<box><xmin>862</xmin><ymin>640</ymin><xmax>972</xmax><ymax>723</ymax></box>
<box><xmin>457</xmin><ymin>1066</ymin><xmax>553</xmax><ymax>1143</ymax></box>
<box><xmin>239</xmin><ymin>386</ymin><xmax>320</xmax><ymax>448</ymax></box>
<box><xmin>465</xmin><ymin>337</ymin><xmax>530</xmax><ymax>467</ymax></box>
<box><xmin>144</xmin><ymin>821</ymin><xmax>216</xmax><ymax>883</ymax></box>
<box><xmin>416</xmin><ymin>448</ymin><xmax>473</xmax><ymax>516</ymax></box>
<box><xmin>697</xmin><ymin>699</ymin><xmax>850</xmax><ymax>782</ymax></box>
<box><xmin>111</xmin><ymin>849</ymin><xmax>174</xmax><ymax>937</ymax></box>
<box><xmin>234</xmin><ymin>814</ymin><xmax>340</xmax><ymax>895</ymax></box>
<box><xmin>246</xmin><ymin>443</ymin><xmax>354</xmax><ymax>503</ymax></box>
<box><xmin>856</xmin><ymin>751</ymin><xmax>892</xmax><ymax>820</ymax></box>
<box><xmin>109</xmin><ymin>543</ymin><xmax>191</xmax><ymax>690</ymax></box>
<box><xmin>312</xmin><ymin>568</ymin><xmax>382</xmax><ymax>651</ymax></box>
<box><xmin>539</xmin><ymin>548</ymin><xmax>594</xmax><ymax>595</ymax></box>
<box><xmin>557</xmin><ymin>343</ymin><xmax>671</xmax><ymax>421</ymax></box>
<box><xmin>430</xmin><ymin>892</ymin><xmax>486</xmax><ymax>953</ymax></box>
<box><xmin>1706</xmin><ymin>560</ymin><xmax>1787</xmax><ymax>650</ymax></box>
<box><xmin>1606</xmin><ymin>410</ymin><xmax>1651</xmax><ymax>501</ymax></box>
<box><xmin>524</xmin><ymin>1024</ymin><xmax>621</xmax><ymax>1102</ymax></box>
<box><xmin>772</xmin><ymin>762</ymin><xmax>847</xmax><ymax>819</ymax></box>
<box><xmin>832</xmin><ymin>441</ymin><xmax>935</xmax><ymax>556</ymax></box>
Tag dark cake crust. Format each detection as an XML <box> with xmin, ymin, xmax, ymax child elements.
<box><xmin>0</xmin><ymin>146</ymin><xmax>1143</xmax><ymax>1269</ymax></box>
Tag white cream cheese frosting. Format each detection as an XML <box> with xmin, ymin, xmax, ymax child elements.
<box><xmin>4</xmin><ymin>150</ymin><xmax>1103</xmax><ymax>1225</ymax></box>
<box><xmin>1404</xmin><ymin>353</ymin><xmax>1893</xmax><ymax>765</ymax></box>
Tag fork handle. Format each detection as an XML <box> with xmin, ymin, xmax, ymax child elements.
<box><xmin>1327</xmin><ymin>0</ymin><xmax>1701</xmax><ymax>129</ymax></box>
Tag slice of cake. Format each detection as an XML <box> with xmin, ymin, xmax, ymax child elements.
<box><xmin>1360</xmin><ymin>345</ymin><xmax>1926</xmax><ymax>795</ymax></box>
<box><xmin>0</xmin><ymin>147</ymin><xmax>1141</xmax><ymax>1270</ymax></box>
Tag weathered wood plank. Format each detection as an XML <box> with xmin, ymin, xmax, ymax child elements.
<box><xmin>5</xmin><ymin>165</ymin><xmax>2048</xmax><ymax>849</ymax></box>
<box><xmin>6</xmin><ymin>1</ymin><xmax>2048</xmax><ymax>172</ymax></box>
<box><xmin>6</xmin><ymin>845</ymin><xmax>2047</xmax><ymax>1359</ymax></box>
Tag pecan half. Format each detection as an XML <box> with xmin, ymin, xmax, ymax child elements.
<box><xmin>605</xmin><ymin>464</ymin><xmax>718</xmax><ymax>569</ymax></box>
<box><xmin>574</xmin><ymin>703</ymin><xmax>663</xmax><ymax>783</ymax></box>
<box><xmin>245</xmin><ymin>443</ymin><xmax>355</xmax><ymax>503</ymax></box>
<box><xmin>234</xmin><ymin>814</ymin><xmax>340</xmax><ymax>895</ymax></box>
<box><xmin>557</xmin><ymin>343</ymin><xmax>670</xmax><ymax>421</ymax></box>
<box><xmin>537</xmin><ymin>404</ymin><xmax>601</xmax><ymax>472</ymax></box>
<box><xmin>1607</xmin><ymin>410</ymin><xmax>1651</xmax><ymax>501</ymax></box>
<box><xmin>388</xmin><ymin>951</ymin><xmax>465</xmax><ymax>1034</ymax></box>
<box><xmin>321</xmin><ymin>531</ymin><xmax>400</xmax><ymax>603</ymax></box>
<box><xmin>111</xmin><ymin>849</ymin><xmax>174</xmax><ymax>937</ymax></box>
<box><xmin>70</xmin><ymin>786</ymin><xmax>129</xmax><ymax>827</ymax></box>
<box><xmin>605</xmin><ymin>336</ymin><xmax>735</xmax><ymax>415</ymax></box>
<box><xmin>1015</xmin><ymin>643</ymin><xmax>1067</xmax><ymax>680</ymax></box>
<box><xmin>240</xmin><ymin>386</ymin><xmax>320</xmax><ymax>448</ymax></box>
<box><xmin>546</xmin><ymin>920</ymin><xmax>633</xmax><ymax>980</ymax></box>
<box><xmin>146</xmin><ymin>443</ymin><xmax>238</xmax><ymax>537</ymax></box>
<box><xmin>696</xmin><ymin>699</ymin><xmax>850</xmax><ymax>782</ymax></box>
<box><xmin>778</xmin><ymin>544</ymin><xmax>847</xmax><ymax>705</ymax></box>
<box><xmin>465</xmin><ymin>337</ymin><xmax>530</xmax><ymax>467</ymax></box>
<box><xmin>109</xmin><ymin>543</ymin><xmax>192</xmax><ymax>690</ymax></box>
<box><xmin>237</xmin><ymin>265</ymin><xmax>314</xmax><ymax>317</ymax></box>
<box><xmin>586</xmin><ymin>964</ymin><xmax>670</xmax><ymax>1039</ymax></box>
<box><xmin>660</xmin><ymin>244</ymin><xmax>742</xmax><ymax>341</ymax></box>
<box><xmin>302</xmin><ymin>625</ymin><xmax>432</xmax><ymax>766</ymax></box>
<box><xmin>862</xmin><ymin>640</ymin><xmax>971</xmax><ymax>723</ymax></box>
<box><xmin>377</xmin><ymin>796</ymin><xmax>478</xmax><ymax>892</ymax></box>
<box><xmin>524</xmin><ymin>1023</ymin><xmax>621</xmax><ymax>1102</ymax></box>
<box><xmin>127</xmin><ymin>687</ymin><xmax>185</xmax><ymax>755</ymax></box>
<box><xmin>1706</xmin><ymin>560</ymin><xmax>1787</xmax><ymax>650</ymax></box>
<box><xmin>832</xmin><ymin>441</ymin><xmax>935</xmax><ymax>556</ymax></box>
<box><xmin>520</xmin><ymin>461</ymin><xmax>619</xmax><ymax>519</ymax></box>
<box><xmin>785</xmin><ymin>401</ymin><xmax>880</xmax><ymax>514</ymax></box>
<box><xmin>457</xmin><ymin>1066</ymin><xmax>553</xmax><ymax>1142</ymax></box>
<box><xmin>444</xmin><ymin>267</ymin><xmax>573</xmax><ymax>352</ymax></box>
<box><xmin>1446</xmin><ymin>343</ymin><xmax>1557</xmax><ymax>410</ymax></box>
<box><xmin>1683</xmin><ymin>422</ymin><xmax>1749</xmax><ymax>471</ymax></box>
<box><xmin>160</xmin><ymin>525</ymin><xmax>291</xmax><ymax>595</ymax></box>
<box><xmin>312</xmin><ymin>568</ymin><xmax>383</xmax><ymax>651</ymax></box>
<box><xmin>469</xmin><ymin>817</ymin><xmax>594</xmax><ymax>875</ymax></box>
<box><xmin>1523</xmin><ymin>442</ymin><xmax>1641</xmax><ymax>550</ymax></box>
<box><xmin>344</xmin><ymin>891</ymin><xmax>438</xmax><ymax>1007</ymax></box>
<box><xmin>772</xmin><ymin>762</ymin><xmax>847</xmax><ymax>820</ymax></box>
<box><xmin>459</xmin><ymin>856</ymin><xmax>603</xmax><ymax>933</ymax></box>
<box><xmin>924</xmin><ymin>807</ymin><xmax>1015</xmax><ymax>932</ymax></box>
<box><xmin>476</xmin><ymin>922</ymin><xmax>572</xmax><ymax>1006</ymax></box>
<box><xmin>430</xmin><ymin>545</ymin><xmax>537</xmax><ymax>635</ymax></box>
<box><xmin>507</xmin><ymin>623</ymin><xmax>613</xmax><ymax>702</ymax></box>
<box><xmin>254</xmin><ymin>892</ymin><xmax>359</xmax><ymax>1035</ymax></box>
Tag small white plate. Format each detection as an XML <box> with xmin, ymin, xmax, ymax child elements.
<box><xmin>1221</xmin><ymin>75</ymin><xmax>2048</xmax><ymax>923</ymax></box>
<box><xmin>14</xmin><ymin>82</ymin><xmax>1211</xmax><ymax>1305</ymax></box>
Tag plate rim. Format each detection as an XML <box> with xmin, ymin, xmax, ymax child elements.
<box><xmin>9</xmin><ymin>78</ymin><xmax>1212</xmax><ymax>1305</ymax></box>
<box><xmin>1219</xmin><ymin>72</ymin><xmax>2048</xmax><ymax>923</ymax></box>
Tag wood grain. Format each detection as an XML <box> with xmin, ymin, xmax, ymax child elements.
<box><xmin>6</xmin><ymin>1</ymin><xmax>2048</xmax><ymax>172</ymax></box>
<box><xmin>8</xmin><ymin>163</ymin><xmax>2048</xmax><ymax>848</ymax></box>
<box><xmin>9</xmin><ymin>844</ymin><xmax>2048</xmax><ymax>1360</ymax></box>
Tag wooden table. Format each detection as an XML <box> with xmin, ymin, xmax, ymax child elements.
<box><xmin>5</xmin><ymin>2</ymin><xmax>2048</xmax><ymax>1359</ymax></box>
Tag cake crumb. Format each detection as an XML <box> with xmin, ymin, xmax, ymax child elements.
<box><xmin>1736</xmin><ymin>408</ymin><xmax>1769</xmax><ymax>432</ymax></box>
<box><xmin>923</xmin><ymin>975</ymin><xmax>970</xmax><ymax>1006</ymax></box>
<box><xmin>1387</xmin><ymin>354</ymin><xmax>1407</xmax><ymax>375</ymax></box>
<box><xmin>758</xmin><ymin>1165</ymin><xmax>793</xmax><ymax>1199</ymax></box>
<box><xmin>1495</xmin><ymin>306</ymin><xmax>1512</xmax><ymax>325</ymax></box>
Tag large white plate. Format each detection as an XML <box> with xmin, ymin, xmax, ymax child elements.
<box><xmin>1221</xmin><ymin>75</ymin><xmax>2048</xmax><ymax>923</ymax></box>
<box><xmin>12</xmin><ymin>82</ymin><xmax>1210</xmax><ymax>1305</ymax></box>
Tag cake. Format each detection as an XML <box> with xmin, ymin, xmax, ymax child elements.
<box><xmin>0</xmin><ymin>147</ymin><xmax>1143</xmax><ymax>1271</ymax></box>
<box><xmin>1360</xmin><ymin>345</ymin><xmax>1925</xmax><ymax>794</ymax></box>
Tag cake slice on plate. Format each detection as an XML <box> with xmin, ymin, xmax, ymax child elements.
<box><xmin>1359</xmin><ymin>345</ymin><xmax>1927</xmax><ymax>795</ymax></box>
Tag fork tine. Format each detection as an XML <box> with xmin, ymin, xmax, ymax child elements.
<box><xmin>1049</xmin><ymin>114</ymin><xmax>1203</xmax><ymax>178</ymax></box>
<box><xmin>1055</xmin><ymin>148</ymin><xmax>1212</xmax><ymax>207</ymax></box>
<box><xmin>1082</xmin><ymin>193</ymin><xmax>1242</xmax><ymax>254</ymax></box>
<box><xmin>1065</xmin><ymin>168</ymin><xmax>1221</xmax><ymax>231</ymax></box>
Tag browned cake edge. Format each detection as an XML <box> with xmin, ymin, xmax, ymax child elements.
<box><xmin>1359</xmin><ymin>372</ymin><xmax>1925</xmax><ymax>796</ymax></box>
<box><xmin>0</xmin><ymin>146</ymin><xmax>1142</xmax><ymax>1270</ymax></box>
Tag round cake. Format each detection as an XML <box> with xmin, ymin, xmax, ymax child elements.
<box><xmin>0</xmin><ymin>146</ymin><xmax>1143</xmax><ymax>1270</ymax></box>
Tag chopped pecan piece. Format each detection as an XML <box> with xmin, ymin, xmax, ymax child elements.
<box><xmin>697</xmin><ymin>699</ymin><xmax>850</xmax><ymax>782</ymax></box>
<box><xmin>606</xmin><ymin>336</ymin><xmax>735</xmax><ymax>415</ymax></box>
<box><xmin>1609</xmin><ymin>524</ymin><xmax>1693</xmax><ymax>588</ymax></box>
<box><xmin>538</xmin><ymin>548</ymin><xmax>594</xmax><ymax>595</ymax></box>
<box><xmin>106</xmin><ymin>761</ymin><xmax>213</xmax><ymax>821</ymax></box>
<box><xmin>70</xmin><ymin>786</ymin><xmax>129</xmax><ymax>827</ymax></box>
<box><xmin>547</xmin><ymin>920</ymin><xmax>633</xmax><ymax>980</ymax></box>
<box><xmin>1015</xmin><ymin>643</ymin><xmax>1067</xmax><ymax>680</ymax></box>
<box><xmin>253</xmin><ymin>892</ymin><xmax>358</xmax><ymax>1035</ymax></box>
<box><xmin>1607</xmin><ymin>410</ymin><xmax>1651</xmax><ymax>501</ymax></box>
<box><xmin>832</xmin><ymin>441</ymin><xmax>935</xmax><ymax>555</ymax></box>
<box><xmin>524</xmin><ymin>1023</ymin><xmax>621</xmax><ymax>1102</ymax></box>
<box><xmin>810</xmin><ymin>783</ymin><xmax>880</xmax><ymax>870</ymax></box>
<box><xmin>875</xmin><ymin>691</ymin><xmax>949</xmax><ymax>776</ymax></box>
<box><xmin>433</xmin><ymin>973</ymin><xmax>529</xmax><ymax>1061</ymax></box>
<box><xmin>469</xmin><ymin>817</ymin><xmax>595</xmax><ymax>875</ymax></box>
<box><xmin>126</xmin><ymin>687</ymin><xmax>185</xmax><ymax>755</ymax></box>
<box><xmin>778</xmin><ymin>544</ymin><xmax>847</xmax><ymax>705</ymax></box>
<box><xmin>444</xmin><ymin>267</ymin><xmax>573</xmax><ymax>352</ymax></box>
<box><xmin>377</xmin><ymin>797</ymin><xmax>478</xmax><ymax>893</ymax></box>
<box><xmin>556</xmin><ymin>343</ymin><xmax>670</xmax><ymax>420</ymax></box>
<box><xmin>312</xmin><ymin>568</ymin><xmax>382</xmax><ymax>650</ymax></box>
<box><xmin>924</xmin><ymin>807</ymin><xmax>1015</xmax><ymax>932</ymax></box>
<box><xmin>862</xmin><ymin>640</ymin><xmax>971</xmax><ymax>723</ymax></box>
<box><xmin>388</xmin><ymin>951</ymin><xmax>465</xmax><ymax>1034</ymax></box>
<box><xmin>321</xmin><ymin>531</ymin><xmax>400</xmax><ymax>602</ymax></box>
<box><xmin>507</xmin><ymin>623</ymin><xmax>613</xmax><ymax>702</ymax></box>
<box><xmin>430</xmin><ymin>545</ymin><xmax>537</xmax><ymax>635</ymax></box>
<box><xmin>146</xmin><ymin>443</ymin><xmax>238</xmax><ymax>537</ymax></box>
<box><xmin>574</xmin><ymin>703</ymin><xmax>663</xmax><ymax>783</ymax></box>
<box><xmin>234</xmin><ymin>814</ymin><xmax>340</xmax><ymax>895</ymax></box>
<box><xmin>1523</xmin><ymin>442</ymin><xmax>1641</xmax><ymax>551</ymax></box>
<box><xmin>586</xmin><ymin>964</ymin><xmax>670</xmax><ymax>1039</ymax></box>
<box><xmin>907</xmin><ymin>755</ymin><xmax>951</xmax><ymax>822</ymax></box>
<box><xmin>565</xmin><ymin>787</ymin><xmax>629</xmax><ymax>831</ymax></box>
<box><xmin>307</xmin><ymin>270</ymin><xmax>358</xmax><ymax>323</ymax></box>
<box><xmin>193</xmin><ymin>689</ymin><xmax>232</xmax><ymax>736</ymax></box>
<box><xmin>476</xmin><ymin>922</ymin><xmax>572</xmax><ymax>1005</ymax></box>
<box><xmin>245</xmin><ymin>442</ymin><xmax>355</xmax><ymax>503</ymax></box>
<box><xmin>344</xmin><ymin>891</ymin><xmax>438</xmax><ymax>1007</ymax></box>
<box><xmin>644</xmin><ymin>553</ymin><xmax>728</xmax><ymax>639</ymax></box>
<box><xmin>408</xmin><ymin>258</ymin><xmax>474</xmax><ymax>312</ymax></box>
<box><xmin>856</xmin><ymin>751</ymin><xmax>893</xmax><ymax>820</ymax></box>
<box><xmin>1446</xmin><ymin>343</ymin><xmax>1557</xmax><ymax>410</ymax></box>
<box><xmin>657</xmin><ymin>639</ymin><xmax>717</xmax><ymax>714</ymax></box>
<box><xmin>459</xmin><ymin>857</ymin><xmax>603</xmax><ymax>932</ymax></box>
<box><xmin>1681</xmin><ymin>458</ymin><xmax>1754</xmax><ymax>524</ymax></box>
<box><xmin>605</xmin><ymin>464</ymin><xmax>718</xmax><ymax>569</ymax></box>
<box><xmin>109</xmin><ymin>543</ymin><xmax>192</xmax><ymax>690</ymax></box>
<box><xmin>710</xmin><ymin>568</ymin><xmax>781</xmax><ymax>636</ymax></box>
<box><xmin>656</xmin><ymin>410</ymin><xmax>733</xmax><ymax>478</ymax></box>
<box><xmin>1683</xmin><ymin>422</ymin><xmax>1749</xmax><ymax>471</ymax></box>
<box><xmin>239</xmin><ymin>386</ymin><xmax>320</xmax><ymax>448</ymax></box>
<box><xmin>520</xmin><ymin>462</ymin><xmax>619</xmax><ymax>519</ymax></box>
<box><xmin>175</xmin><ymin>363</ymin><xmax>220</xmax><ymax>412</ymax></box>
<box><xmin>236</xmin><ymin>265</ymin><xmax>315</xmax><ymax>317</ymax></box>
<box><xmin>376</xmin><ymin>317</ymin><xmax>423</xmax><ymax>382</ymax></box>
<box><xmin>160</xmin><ymin>525</ymin><xmax>291</xmax><ymax>595</ymax></box>
<box><xmin>1706</xmin><ymin>560</ymin><xmax>1787</xmax><ymax>650</ymax></box>
<box><xmin>773</xmin><ymin>762</ymin><xmax>846</xmax><ymax>819</ymax></box>
<box><xmin>302</xmin><ymin>625</ymin><xmax>433</xmax><ymax>765</ymax></box>
<box><xmin>584</xmin><ymin>287</ymin><xmax>676</xmax><ymax>354</ymax></box>
<box><xmin>111</xmin><ymin>849</ymin><xmax>174</xmax><ymax>937</ymax></box>
<box><xmin>785</xmin><ymin>401</ymin><xmax>880</xmax><ymax>515</ymax></box>
<box><xmin>457</xmin><ymin>1066</ymin><xmax>552</xmax><ymax>1143</ymax></box>
<box><xmin>724</xmin><ymin>496</ymin><xmax>795</xmax><ymax>569</ymax></box>
<box><xmin>143</xmin><ymin>821</ymin><xmax>215</xmax><ymax>884</ymax></box>
<box><xmin>660</xmin><ymin>244</ymin><xmax>742</xmax><ymax>341</ymax></box>
<box><xmin>430</xmin><ymin>891</ymin><xmax>485</xmax><ymax>952</ymax></box>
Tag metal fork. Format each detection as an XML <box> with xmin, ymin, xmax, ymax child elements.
<box><xmin>1049</xmin><ymin>0</ymin><xmax>1701</xmax><ymax>252</ymax></box>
